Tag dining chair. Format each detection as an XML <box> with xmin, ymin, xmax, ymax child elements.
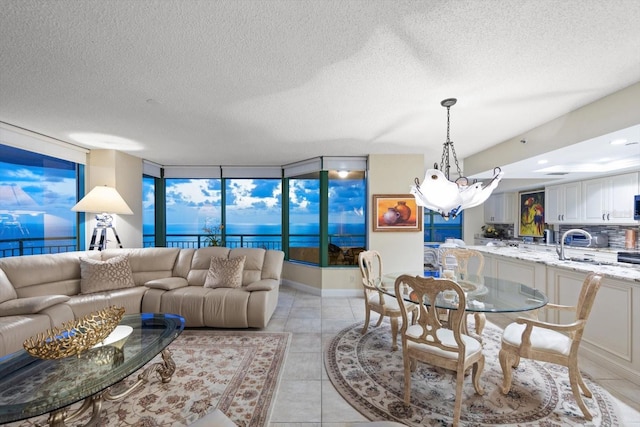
<box><xmin>498</xmin><ymin>271</ymin><xmax>603</xmax><ymax>421</ymax></box>
<box><xmin>440</xmin><ymin>248</ymin><xmax>486</xmax><ymax>335</ymax></box>
<box><xmin>394</xmin><ymin>274</ymin><xmax>485</xmax><ymax>427</ymax></box>
<box><xmin>358</xmin><ymin>250</ymin><xmax>417</xmax><ymax>351</ymax></box>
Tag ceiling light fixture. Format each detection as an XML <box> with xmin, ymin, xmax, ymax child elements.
<box><xmin>610</xmin><ymin>138</ymin><xmax>627</xmax><ymax>145</ymax></box>
<box><xmin>411</xmin><ymin>98</ymin><xmax>504</xmax><ymax>220</ymax></box>
<box><xmin>337</xmin><ymin>170</ymin><xmax>349</xmax><ymax>178</ymax></box>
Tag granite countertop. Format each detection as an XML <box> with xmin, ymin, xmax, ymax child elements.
<box><xmin>469</xmin><ymin>245</ymin><xmax>640</xmax><ymax>283</ymax></box>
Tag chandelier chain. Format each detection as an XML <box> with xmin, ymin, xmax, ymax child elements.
<box><xmin>440</xmin><ymin>103</ymin><xmax>463</xmax><ymax>180</ymax></box>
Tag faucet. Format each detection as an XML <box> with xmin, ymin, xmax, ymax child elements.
<box><xmin>556</xmin><ymin>228</ymin><xmax>592</xmax><ymax>260</ymax></box>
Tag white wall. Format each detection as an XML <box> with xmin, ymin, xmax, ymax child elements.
<box><xmin>368</xmin><ymin>154</ymin><xmax>425</xmax><ymax>274</ymax></box>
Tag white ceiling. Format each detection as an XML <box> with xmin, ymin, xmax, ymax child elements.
<box><xmin>1</xmin><ymin>0</ymin><xmax>639</xmax><ymax>182</ymax></box>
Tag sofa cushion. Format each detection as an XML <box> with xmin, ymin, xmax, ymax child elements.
<box><xmin>244</xmin><ymin>279</ymin><xmax>277</xmax><ymax>292</ymax></box>
<box><xmin>0</xmin><ymin>269</ymin><xmax>17</xmax><ymax>304</ymax></box>
<box><xmin>0</xmin><ymin>295</ymin><xmax>71</xmax><ymax>316</ymax></box>
<box><xmin>145</xmin><ymin>277</ymin><xmax>189</xmax><ymax>290</ymax></box>
<box><xmin>204</xmin><ymin>256</ymin><xmax>246</xmax><ymax>289</ymax></box>
<box><xmin>80</xmin><ymin>255</ymin><xmax>135</xmax><ymax>294</ymax></box>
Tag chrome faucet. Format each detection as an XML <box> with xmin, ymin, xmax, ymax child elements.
<box><xmin>556</xmin><ymin>228</ymin><xmax>592</xmax><ymax>260</ymax></box>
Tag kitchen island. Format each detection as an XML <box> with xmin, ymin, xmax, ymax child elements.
<box><xmin>469</xmin><ymin>244</ymin><xmax>640</xmax><ymax>385</ymax></box>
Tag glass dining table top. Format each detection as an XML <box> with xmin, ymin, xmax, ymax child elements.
<box><xmin>0</xmin><ymin>313</ymin><xmax>185</xmax><ymax>424</ymax></box>
<box><xmin>381</xmin><ymin>272</ymin><xmax>548</xmax><ymax>313</ymax></box>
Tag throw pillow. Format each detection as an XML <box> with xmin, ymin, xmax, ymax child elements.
<box><xmin>80</xmin><ymin>254</ymin><xmax>135</xmax><ymax>294</ymax></box>
<box><xmin>204</xmin><ymin>256</ymin><xmax>246</xmax><ymax>289</ymax></box>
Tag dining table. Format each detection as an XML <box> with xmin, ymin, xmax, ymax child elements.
<box><xmin>380</xmin><ymin>271</ymin><xmax>548</xmax><ymax>337</ymax></box>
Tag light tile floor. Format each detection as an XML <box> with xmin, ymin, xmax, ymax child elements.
<box><xmin>267</xmin><ymin>285</ymin><xmax>640</xmax><ymax>426</ymax></box>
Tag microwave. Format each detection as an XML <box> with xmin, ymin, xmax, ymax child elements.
<box><xmin>635</xmin><ymin>195</ymin><xmax>640</xmax><ymax>220</ymax></box>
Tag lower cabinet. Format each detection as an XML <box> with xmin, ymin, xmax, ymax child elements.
<box><xmin>482</xmin><ymin>253</ymin><xmax>640</xmax><ymax>385</ymax></box>
<box><xmin>483</xmin><ymin>254</ymin><xmax>548</xmax><ymax>321</ymax></box>
<box><xmin>546</xmin><ymin>267</ymin><xmax>640</xmax><ymax>385</ymax></box>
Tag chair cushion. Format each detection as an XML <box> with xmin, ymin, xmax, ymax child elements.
<box><xmin>80</xmin><ymin>255</ymin><xmax>135</xmax><ymax>294</ymax></box>
<box><xmin>502</xmin><ymin>322</ymin><xmax>572</xmax><ymax>356</ymax></box>
<box><xmin>204</xmin><ymin>256</ymin><xmax>245</xmax><ymax>289</ymax></box>
<box><xmin>406</xmin><ymin>324</ymin><xmax>482</xmax><ymax>359</ymax></box>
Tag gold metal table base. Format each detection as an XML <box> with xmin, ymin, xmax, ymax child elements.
<box><xmin>46</xmin><ymin>349</ymin><xmax>176</xmax><ymax>427</ymax></box>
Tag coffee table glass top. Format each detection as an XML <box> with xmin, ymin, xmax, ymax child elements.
<box><xmin>0</xmin><ymin>313</ymin><xmax>185</xmax><ymax>423</ymax></box>
<box><xmin>381</xmin><ymin>272</ymin><xmax>548</xmax><ymax>313</ymax></box>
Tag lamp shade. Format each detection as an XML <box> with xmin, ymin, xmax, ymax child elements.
<box><xmin>71</xmin><ymin>185</ymin><xmax>133</xmax><ymax>215</ymax></box>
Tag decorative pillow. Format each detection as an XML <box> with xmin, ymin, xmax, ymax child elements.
<box><xmin>80</xmin><ymin>255</ymin><xmax>135</xmax><ymax>294</ymax></box>
<box><xmin>204</xmin><ymin>256</ymin><xmax>246</xmax><ymax>289</ymax></box>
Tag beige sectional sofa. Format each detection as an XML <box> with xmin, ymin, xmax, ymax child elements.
<box><xmin>0</xmin><ymin>246</ymin><xmax>284</xmax><ymax>357</ymax></box>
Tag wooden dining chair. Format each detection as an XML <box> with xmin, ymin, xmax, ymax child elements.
<box><xmin>358</xmin><ymin>250</ymin><xmax>417</xmax><ymax>351</ymax></box>
<box><xmin>394</xmin><ymin>274</ymin><xmax>485</xmax><ymax>427</ymax></box>
<box><xmin>440</xmin><ymin>248</ymin><xmax>486</xmax><ymax>335</ymax></box>
<box><xmin>498</xmin><ymin>272</ymin><xmax>603</xmax><ymax>420</ymax></box>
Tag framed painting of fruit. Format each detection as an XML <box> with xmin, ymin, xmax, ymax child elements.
<box><xmin>372</xmin><ymin>194</ymin><xmax>423</xmax><ymax>232</ymax></box>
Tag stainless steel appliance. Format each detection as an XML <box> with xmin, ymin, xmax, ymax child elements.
<box><xmin>617</xmin><ymin>252</ymin><xmax>640</xmax><ymax>264</ymax></box>
<box><xmin>564</xmin><ymin>231</ymin><xmax>609</xmax><ymax>248</ymax></box>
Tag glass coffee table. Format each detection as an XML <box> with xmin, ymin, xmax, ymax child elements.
<box><xmin>0</xmin><ymin>313</ymin><xmax>185</xmax><ymax>427</ymax></box>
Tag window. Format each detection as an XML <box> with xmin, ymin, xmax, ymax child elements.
<box><xmin>224</xmin><ymin>178</ymin><xmax>282</xmax><ymax>249</ymax></box>
<box><xmin>142</xmin><ymin>175</ymin><xmax>155</xmax><ymax>247</ymax></box>
<box><xmin>165</xmin><ymin>178</ymin><xmax>222</xmax><ymax>248</ymax></box>
<box><xmin>288</xmin><ymin>172</ymin><xmax>320</xmax><ymax>264</ymax></box>
<box><xmin>0</xmin><ymin>144</ymin><xmax>80</xmax><ymax>257</ymax></box>
<box><xmin>424</xmin><ymin>210</ymin><xmax>464</xmax><ymax>243</ymax></box>
<box><xmin>327</xmin><ymin>170</ymin><xmax>366</xmax><ymax>265</ymax></box>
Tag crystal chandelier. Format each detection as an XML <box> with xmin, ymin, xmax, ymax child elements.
<box><xmin>411</xmin><ymin>98</ymin><xmax>503</xmax><ymax>220</ymax></box>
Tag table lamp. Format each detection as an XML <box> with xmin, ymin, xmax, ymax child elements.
<box><xmin>71</xmin><ymin>185</ymin><xmax>133</xmax><ymax>250</ymax></box>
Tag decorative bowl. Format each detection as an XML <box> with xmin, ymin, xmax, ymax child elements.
<box><xmin>23</xmin><ymin>306</ymin><xmax>126</xmax><ymax>360</ymax></box>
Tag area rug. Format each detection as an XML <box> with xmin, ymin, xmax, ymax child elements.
<box><xmin>9</xmin><ymin>330</ymin><xmax>291</xmax><ymax>427</ymax></box>
<box><xmin>325</xmin><ymin>321</ymin><xmax>622</xmax><ymax>426</ymax></box>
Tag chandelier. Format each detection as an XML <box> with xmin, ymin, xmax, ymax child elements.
<box><xmin>411</xmin><ymin>98</ymin><xmax>503</xmax><ymax>220</ymax></box>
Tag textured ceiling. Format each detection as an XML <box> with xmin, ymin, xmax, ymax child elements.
<box><xmin>1</xmin><ymin>0</ymin><xmax>639</xmax><ymax>174</ymax></box>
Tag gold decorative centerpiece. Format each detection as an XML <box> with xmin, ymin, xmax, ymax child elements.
<box><xmin>23</xmin><ymin>306</ymin><xmax>126</xmax><ymax>360</ymax></box>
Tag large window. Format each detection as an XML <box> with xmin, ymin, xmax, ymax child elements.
<box><xmin>288</xmin><ymin>172</ymin><xmax>320</xmax><ymax>264</ymax></box>
<box><xmin>0</xmin><ymin>144</ymin><xmax>80</xmax><ymax>257</ymax></box>
<box><xmin>224</xmin><ymin>178</ymin><xmax>282</xmax><ymax>249</ymax></box>
<box><xmin>328</xmin><ymin>170</ymin><xmax>366</xmax><ymax>265</ymax></box>
<box><xmin>142</xmin><ymin>175</ymin><xmax>155</xmax><ymax>247</ymax></box>
<box><xmin>424</xmin><ymin>210</ymin><xmax>464</xmax><ymax>243</ymax></box>
<box><xmin>165</xmin><ymin>178</ymin><xmax>222</xmax><ymax>247</ymax></box>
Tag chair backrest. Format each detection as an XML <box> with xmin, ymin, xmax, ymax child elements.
<box><xmin>573</xmin><ymin>272</ymin><xmax>603</xmax><ymax>337</ymax></box>
<box><xmin>441</xmin><ymin>248</ymin><xmax>485</xmax><ymax>278</ymax></box>
<box><xmin>358</xmin><ymin>250</ymin><xmax>385</xmax><ymax>303</ymax></box>
<box><xmin>394</xmin><ymin>274</ymin><xmax>467</xmax><ymax>357</ymax></box>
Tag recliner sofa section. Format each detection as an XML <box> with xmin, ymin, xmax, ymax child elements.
<box><xmin>0</xmin><ymin>246</ymin><xmax>284</xmax><ymax>357</ymax></box>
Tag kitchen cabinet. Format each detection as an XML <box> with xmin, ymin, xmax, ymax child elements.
<box><xmin>582</xmin><ymin>172</ymin><xmax>639</xmax><ymax>224</ymax></box>
<box><xmin>545</xmin><ymin>182</ymin><xmax>582</xmax><ymax>224</ymax></box>
<box><xmin>482</xmin><ymin>253</ymin><xmax>548</xmax><ymax>321</ymax></box>
<box><xmin>546</xmin><ymin>267</ymin><xmax>640</xmax><ymax>385</ymax></box>
<box><xmin>483</xmin><ymin>192</ymin><xmax>515</xmax><ymax>224</ymax></box>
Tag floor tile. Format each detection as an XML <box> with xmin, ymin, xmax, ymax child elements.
<box><xmin>270</xmin><ymin>380</ymin><xmax>322</xmax><ymax>423</ymax></box>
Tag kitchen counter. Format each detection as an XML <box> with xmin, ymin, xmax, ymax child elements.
<box><xmin>469</xmin><ymin>245</ymin><xmax>640</xmax><ymax>283</ymax></box>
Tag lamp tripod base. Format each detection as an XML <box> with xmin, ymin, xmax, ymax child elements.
<box><xmin>89</xmin><ymin>225</ymin><xmax>123</xmax><ymax>250</ymax></box>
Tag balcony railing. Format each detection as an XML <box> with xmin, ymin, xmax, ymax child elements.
<box><xmin>0</xmin><ymin>236</ymin><xmax>78</xmax><ymax>258</ymax></box>
<box><xmin>1</xmin><ymin>232</ymin><xmax>365</xmax><ymax>259</ymax></box>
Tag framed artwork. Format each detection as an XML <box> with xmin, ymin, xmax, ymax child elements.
<box><xmin>372</xmin><ymin>194</ymin><xmax>422</xmax><ymax>232</ymax></box>
<box><xmin>519</xmin><ymin>190</ymin><xmax>545</xmax><ymax>237</ymax></box>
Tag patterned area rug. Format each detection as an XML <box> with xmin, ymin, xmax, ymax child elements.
<box><xmin>325</xmin><ymin>321</ymin><xmax>621</xmax><ymax>426</ymax></box>
<box><xmin>9</xmin><ymin>330</ymin><xmax>290</xmax><ymax>427</ymax></box>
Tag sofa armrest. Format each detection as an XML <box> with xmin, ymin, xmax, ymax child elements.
<box><xmin>244</xmin><ymin>279</ymin><xmax>278</xmax><ymax>292</ymax></box>
<box><xmin>0</xmin><ymin>295</ymin><xmax>71</xmax><ymax>316</ymax></box>
<box><xmin>145</xmin><ymin>277</ymin><xmax>189</xmax><ymax>291</ymax></box>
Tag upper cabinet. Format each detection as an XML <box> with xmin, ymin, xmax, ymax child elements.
<box><xmin>484</xmin><ymin>192</ymin><xmax>515</xmax><ymax>224</ymax></box>
<box><xmin>545</xmin><ymin>182</ymin><xmax>582</xmax><ymax>224</ymax></box>
<box><xmin>582</xmin><ymin>172</ymin><xmax>639</xmax><ymax>224</ymax></box>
